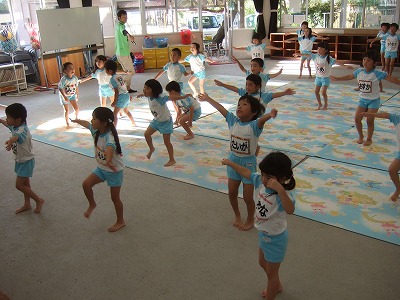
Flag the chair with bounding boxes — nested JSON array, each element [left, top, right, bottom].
[[12, 50, 40, 84]]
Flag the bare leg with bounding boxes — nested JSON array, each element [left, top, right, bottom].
[[379, 80, 384, 92], [298, 58, 304, 79], [69, 100, 79, 120], [265, 260, 283, 300], [388, 59, 395, 76], [389, 158, 400, 201], [179, 114, 194, 139], [163, 134, 176, 166], [15, 177, 44, 214], [307, 59, 312, 78], [82, 173, 103, 218], [123, 107, 136, 126], [188, 75, 198, 96], [100, 96, 107, 107], [238, 183, 255, 231], [259, 248, 283, 298], [227, 179, 242, 228], [381, 52, 385, 71], [63, 104, 70, 128], [315, 85, 322, 110], [364, 107, 378, 146], [144, 126, 157, 159], [354, 106, 367, 144], [108, 186, 125, 232], [198, 78, 205, 94], [321, 86, 328, 110], [113, 107, 122, 128]]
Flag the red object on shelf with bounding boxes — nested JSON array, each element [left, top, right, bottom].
[[180, 29, 191, 45]]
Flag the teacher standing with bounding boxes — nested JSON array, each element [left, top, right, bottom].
[[115, 10, 136, 93]]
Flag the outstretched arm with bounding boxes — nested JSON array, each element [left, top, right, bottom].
[[334, 61, 353, 70], [198, 93, 228, 118], [330, 74, 355, 81], [71, 118, 90, 129], [233, 46, 247, 50], [272, 88, 295, 99], [269, 67, 283, 79], [359, 112, 389, 119], [79, 76, 93, 84], [154, 69, 165, 80], [221, 158, 252, 180], [169, 93, 192, 101], [258, 108, 278, 128], [385, 75, 400, 86], [316, 35, 329, 40], [4, 135, 18, 151], [231, 56, 246, 73], [214, 80, 239, 94], [368, 37, 381, 47], [0, 118, 7, 127]]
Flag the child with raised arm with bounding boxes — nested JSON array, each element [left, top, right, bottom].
[[71, 107, 125, 232], [215, 73, 295, 107], [0, 103, 44, 214], [104, 59, 136, 129], [137, 79, 178, 166], [154, 48, 191, 90], [183, 42, 214, 97], [58, 62, 79, 128], [360, 111, 400, 201], [231, 56, 283, 92], [165, 80, 201, 140], [198, 92, 278, 231], [80, 55, 115, 107], [331, 50, 400, 146], [286, 28, 328, 79], [233, 33, 281, 61], [222, 151, 295, 300], [367, 22, 390, 72]]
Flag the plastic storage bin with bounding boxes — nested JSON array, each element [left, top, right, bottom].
[[155, 37, 168, 48], [180, 29, 192, 45], [144, 36, 154, 48]]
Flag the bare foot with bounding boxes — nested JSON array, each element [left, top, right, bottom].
[[184, 134, 194, 140], [239, 220, 254, 231], [84, 204, 97, 218], [15, 204, 31, 214], [164, 159, 176, 167], [363, 139, 372, 146], [146, 147, 155, 159], [316, 105, 322, 110], [298, 75, 302, 79], [380, 90, 385, 93], [233, 215, 242, 228], [108, 221, 126, 232], [390, 190, 400, 202], [261, 284, 283, 297], [34, 198, 45, 213], [322, 104, 328, 110], [66, 124, 71, 129], [355, 137, 364, 144], [131, 121, 136, 127]]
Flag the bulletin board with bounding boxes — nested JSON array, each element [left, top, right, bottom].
[[37, 7, 103, 53]]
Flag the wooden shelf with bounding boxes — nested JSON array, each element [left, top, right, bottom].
[[270, 33, 400, 66]]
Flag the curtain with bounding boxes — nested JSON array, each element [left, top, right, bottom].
[[253, 0, 266, 40], [268, 0, 279, 39]]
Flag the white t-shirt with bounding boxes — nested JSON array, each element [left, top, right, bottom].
[[246, 44, 266, 59], [92, 68, 112, 85], [8, 124, 34, 163], [389, 114, 400, 151], [184, 54, 206, 74], [353, 68, 387, 100], [382, 33, 400, 52], [163, 62, 186, 83], [310, 54, 335, 78], [110, 74, 128, 95], [148, 95, 171, 122]]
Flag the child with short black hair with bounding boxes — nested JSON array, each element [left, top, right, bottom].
[[166, 80, 202, 140], [104, 59, 136, 128], [233, 33, 281, 61], [368, 22, 391, 72], [58, 62, 79, 128], [71, 107, 125, 232], [0, 103, 45, 214], [222, 151, 295, 299]]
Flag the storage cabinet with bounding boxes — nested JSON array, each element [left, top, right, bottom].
[[0, 63, 27, 94], [270, 33, 399, 66], [142, 47, 169, 69]]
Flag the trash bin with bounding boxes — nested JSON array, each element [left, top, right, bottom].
[[180, 29, 192, 45]]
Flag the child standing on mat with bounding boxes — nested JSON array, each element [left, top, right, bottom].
[[198, 92, 278, 231], [360, 111, 400, 201], [0, 103, 45, 214], [331, 50, 400, 146], [104, 60, 136, 129], [222, 151, 295, 300], [80, 55, 114, 107], [183, 42, 214, 97], [138, 79, 177, 167], [58, 62, 79, 128], [165, 80, 202, 140], [231, 56, 283, 92], [71, 107, 125, 232], [155, 48, 191, 90]]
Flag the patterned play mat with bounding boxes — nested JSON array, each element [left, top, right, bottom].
[[30, 75, 400, 245]]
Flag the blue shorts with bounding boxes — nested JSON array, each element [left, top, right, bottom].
[[385, 51, 398, 59], [92, 167, 123, 187], [258, 230, 289, 263], [226, 153, 256, 185], [301, 50, 312, 61], [193, 70, 206, 79], [358, 98, 380, 109], [396, 152, 400, 160], [315, 77, 330, 87], [59, 94, 78, 105], [15, 158, 35, 177], [116, 93, 130, 109], [380, 44, 386, 53], [149, 117, 173, 134], [99, 84, 114, 97], [185, 107, 202, 121]]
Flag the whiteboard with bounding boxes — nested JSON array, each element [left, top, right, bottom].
[[37, 7, 103, 52]]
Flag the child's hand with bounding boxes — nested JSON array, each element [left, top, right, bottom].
[[5, 140, 12, 151], [284, 88, 295, 95], [231, 55, 238, 62], [214, 80, 223, 86], [221, 158, 231, 166], [111, 102, 116, 107], [330, 76, 338, 81], [70, 118, 78, 123], [185, 94, 193, 98], [198, 93, 209, 101], [266, 178, 284, 192], [270, 108, 278, 118], [190, 71, 194, 75]]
